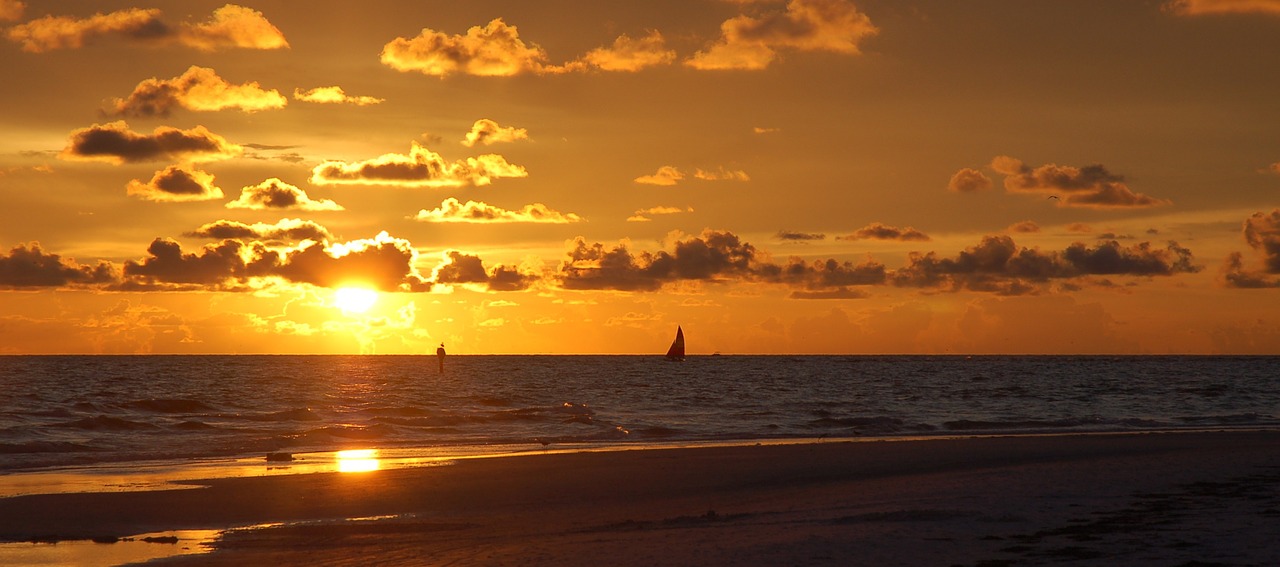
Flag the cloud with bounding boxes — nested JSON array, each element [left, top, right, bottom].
[[686, 0, 879, 70], [275, 232, 426, 291], [948, 167, 993, 193], [227, 178, 343, 211], [122, 238, 269, 288], [0, 0, 23, 22], [694, 167, 751, 181], [461, 119, 529, 147], [6, 4, 288, 53], [776, 231, 826, 241], [1223, 209, 1280, 287], [1007, 221, 1041, 233], [753, 127, 781, 134], [380, 18, 571, 77], [1164, 0, 1280, 16], [59, 121, 241, 164], [105, 66, 286, 117], [892, 235, 1200, 294], [579, 30, 676, 71], [412, 197, 582, 223], [991, 156, 1171, 208], [310, 142, 527, 187], [560, 230, 761, 291], [0, 242, 118, 288], [628, 206, 692, 222], [126, 165, 224, 202], [431, 251, 535, 291], [837, 223, 930, 241], [186, 218, 333, 242], [293, 86, 384, 106], [635, 166, 685, 186]]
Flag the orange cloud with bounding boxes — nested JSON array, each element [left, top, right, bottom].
[[686, 0, 879, 70], [1223, 209, 1280, 287], [694, 167, 751, 181], [948, 167, 993, 192], [412, 198, 582, 223], [126, 165, 224, 202], [1007, 221, 1041, 233], [6, 4, 287, 53], [0, 242, 118, 288], [431, 251, 536, 291], [461, 119, 529, 147], [580, 30, 676, 71], [310, 142, 527, 187], [635, 166, 685, 186], [186, 218, 333, 242], [0, 0, 23, 22], [227, 178, 343, 211], [1164, 0, 1280, 16], [776, 231, 826, 241], [293, 86, 384, 106], [837, 223, 930, 241], [59, 121, 242, 164], [106, 66, 287, 117], [990, 155, 1171, 209], [380, 18, 567, 77], [628, 206, 692, 222]]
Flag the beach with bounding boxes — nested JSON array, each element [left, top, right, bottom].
[[1, 431, 1278, 566]]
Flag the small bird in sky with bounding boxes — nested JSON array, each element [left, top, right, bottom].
[[1047, 195, 1060, 201]]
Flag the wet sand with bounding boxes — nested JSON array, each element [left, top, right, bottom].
[[2, 431, 1278, 566]]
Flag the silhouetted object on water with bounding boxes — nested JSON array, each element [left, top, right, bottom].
[[665, 326, 685, 362], [436, 343, 446, 373]]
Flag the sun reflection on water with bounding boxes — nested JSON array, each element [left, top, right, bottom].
[[336, 449, 380, 473]]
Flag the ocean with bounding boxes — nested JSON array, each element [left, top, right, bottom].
[[2, 355, 1278, 475]]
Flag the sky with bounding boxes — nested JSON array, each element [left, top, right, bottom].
[[1, 0, 1279, 354]]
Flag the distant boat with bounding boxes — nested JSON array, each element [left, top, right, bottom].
[[665, 326, 685, 361]]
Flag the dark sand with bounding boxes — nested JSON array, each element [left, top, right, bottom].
[[2, 431, 1278, 566]]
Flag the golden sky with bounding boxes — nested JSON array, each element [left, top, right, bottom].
[[1, 0, 1279, 354]]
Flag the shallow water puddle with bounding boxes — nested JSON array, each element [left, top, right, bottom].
[[0, 529, 218, 566]]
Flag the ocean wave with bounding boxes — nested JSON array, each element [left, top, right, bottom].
[[122, 398, 218, 413], [55, 415, 160, 431], [240, 408, 322, 422], [0, 441, 101, 454]]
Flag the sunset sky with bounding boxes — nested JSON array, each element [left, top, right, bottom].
[[2, 0, 1279, 354]]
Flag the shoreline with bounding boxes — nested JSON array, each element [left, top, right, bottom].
[[1, 430, 1278, 565]]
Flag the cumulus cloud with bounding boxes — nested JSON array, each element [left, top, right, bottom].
[[126, 165, 224, 202], [560, 230, 761, 291], [227, 178, 343, 211], [186, 218, 333, 242], [431, 251, 535, 291], [990, 155, 1171, 209], [628, 206, 693, 222], [293, 86, 384, 106], [59, 121, 241, 164], [1222, 209, 1280, 287], [6, 4, 288, 53], [105, 66, 286, 117], [276, 232, 427, 291], [310, 142, 527, 187], [412, 197, 582, 223], [0, 0, 23, 22], [838, 223, 930, 241], [686, 0, 879, 70], [892, 235, 1200, 295], [1164, 0, 1280, 16], [635, 166, 685, 186], [948, 167, 993, 193], [461, 119, 529, 147], [0, 242, 118, 288], [694, 167, 751, 182], [579, 30, 676, 71], [380, 18, 570, 77]]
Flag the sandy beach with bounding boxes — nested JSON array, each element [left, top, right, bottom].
[[2, 431, 1278, 566]]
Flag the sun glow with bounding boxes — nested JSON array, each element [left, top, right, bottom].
[[334, 287, 378, 313], [336, 449, 380, 473]]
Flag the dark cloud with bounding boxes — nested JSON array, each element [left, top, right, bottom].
[[991, 156, 1171, 209], [6, 4, 288, 53], [123, 238, 270, 287], [227, 178, 343, 211], [1008, 221, 1040, 233], [275, 234, 424, 291], [126, 165, 224, 202], [559, 230, 759, 291], [0, 242, 119, 288], [186, 219, 333, 242], [105, 65, 286, 117], [776, 231, 825, 241], [838, 223, 930, 242], [431, 251, 535, 291], [1222, 209, 1280, 288], [759, 257, 888, 289], [60, 121, 241, 164], [310, 142, 526, 187], [947, 168, 992, 193], [686, 0, 878, 70]]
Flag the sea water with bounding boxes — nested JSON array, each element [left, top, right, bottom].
[[2, 355, 1278, 475]]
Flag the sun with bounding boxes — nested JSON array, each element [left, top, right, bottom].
[[334, 287, 378, 314]]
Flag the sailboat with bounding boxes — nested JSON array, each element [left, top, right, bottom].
[[665, 325, 685, 361]]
